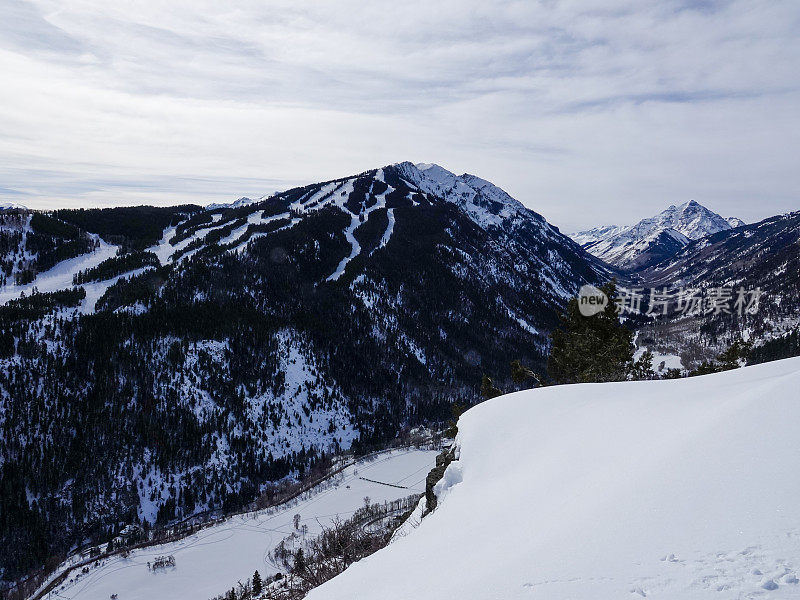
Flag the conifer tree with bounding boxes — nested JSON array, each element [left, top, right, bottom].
[[717, 338, 752, 370], [547, 280, 635, 384], [510, 359, 544, 387], [629, 350, 655, 381], [690, 338, 752, 375], [480, 375, 503, 399]]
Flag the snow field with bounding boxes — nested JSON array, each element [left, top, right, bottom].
[[308, 357, 800, 600], [634, 345, 685, 375]]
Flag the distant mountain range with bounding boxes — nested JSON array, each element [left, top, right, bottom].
[[571, 200, 745, 272], [636, 209, 800, 362], [572, 200, 800, 369], [205, 196, 261, 211]]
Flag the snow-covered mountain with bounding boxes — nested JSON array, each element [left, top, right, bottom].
[[726, 216, 746, 228], [572, 200, 744, 271], [307, 357, 800, 600], [631, 210, 800, 365], [0, 202, 28, 211], [4, 162, 795, 593], [0, 162, 611, 584], [642, 209, 800, 289]]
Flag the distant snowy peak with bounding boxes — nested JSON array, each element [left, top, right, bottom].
[[0, 202, 28, 211], [578, 226, 690, 273], [641, 209, 800, 290], [206, 196, 263, 211], [726, 216, 746, 228], [656, 200, 736, 240], [570, 225, 625, 247], [572, 200, 743, 271]]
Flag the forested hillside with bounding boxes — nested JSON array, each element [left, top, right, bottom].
[[0, 163, 608, 583]]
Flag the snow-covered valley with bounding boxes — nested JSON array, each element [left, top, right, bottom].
[[38, 448, 437, 600], [308, 357, 800, 600]]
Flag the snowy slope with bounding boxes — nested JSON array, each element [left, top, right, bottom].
[[40, 449, 437, 600], [582, 226, 690, 272], [0, 233, 161, 313], [0, 236, 125, 312], [570, 224, 626, 247], [573, 200, 743, 271], [398, 162, 529, 229], [307, 357, 800, 600]]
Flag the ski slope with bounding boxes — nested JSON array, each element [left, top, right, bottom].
[[0, 237, 116, 302], [44, 448, 436, 600], [0, 236, 161, 313], [308, 358, 800, 600], [0, 237, 138, 313]]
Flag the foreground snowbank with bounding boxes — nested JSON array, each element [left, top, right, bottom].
[[308, 357, 800, 600]]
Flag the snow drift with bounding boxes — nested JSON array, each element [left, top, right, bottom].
[[307, 357, 800, 600]]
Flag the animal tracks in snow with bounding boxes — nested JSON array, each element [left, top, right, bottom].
[[636, 536, 800, 598]]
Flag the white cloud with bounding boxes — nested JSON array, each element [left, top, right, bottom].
[[0, 0, 798, 230]]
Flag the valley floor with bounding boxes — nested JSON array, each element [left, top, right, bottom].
[[40, 448, 437, 600]]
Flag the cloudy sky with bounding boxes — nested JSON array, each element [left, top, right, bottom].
[[1, 0, 798, 231]]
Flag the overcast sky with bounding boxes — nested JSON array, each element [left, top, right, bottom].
[[1, 0, 798, 231]]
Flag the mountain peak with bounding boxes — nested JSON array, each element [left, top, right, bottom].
[[206, 196, 257, 211], [391, 161, 530, 229], [0, 202, 28, 211], [572, 200, 744, 271], [726, 216, 746, 228]]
